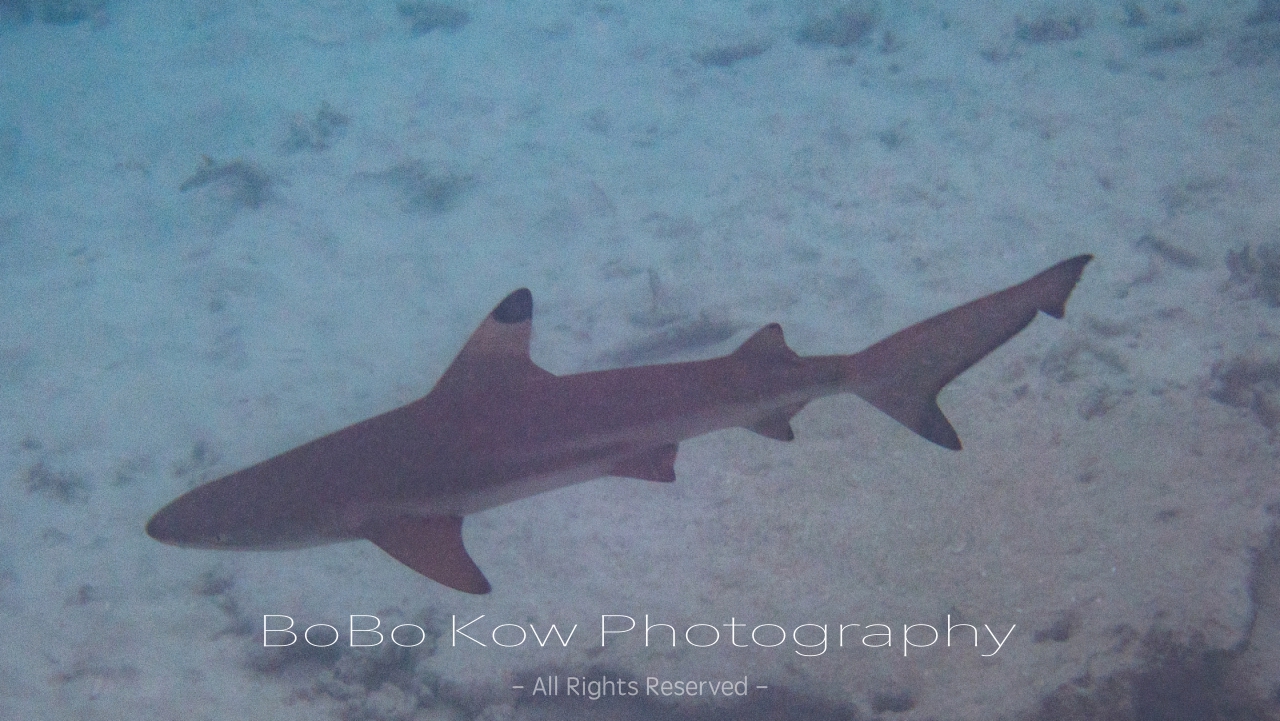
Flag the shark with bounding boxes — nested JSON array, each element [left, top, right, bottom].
[[147, 255, 1092, 594]]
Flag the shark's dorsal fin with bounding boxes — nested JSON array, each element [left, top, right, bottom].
[[438, 289, 554, 386], [365, 515, 491, 594], [731, 323, 800, 364], [609, 443, 679, 482], [459, 288, 534, 361], [733, 327, 803, 439]]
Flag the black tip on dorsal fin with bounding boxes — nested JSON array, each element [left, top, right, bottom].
[[459, 288, 535, 360], [492, 288, 532, 324], [436, 288, 554, 387]]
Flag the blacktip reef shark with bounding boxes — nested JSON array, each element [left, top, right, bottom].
[[147, 255, 1092, 594]]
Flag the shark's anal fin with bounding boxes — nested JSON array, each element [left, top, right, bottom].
[[747, 402, 807, 441], [365, 515, 491, 594], [609, 443, 679, 483]]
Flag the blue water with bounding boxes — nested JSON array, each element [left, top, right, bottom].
[[2, 1, 1279, 718]]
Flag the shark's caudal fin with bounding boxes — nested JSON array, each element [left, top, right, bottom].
[[846, 255, 1092, 450]]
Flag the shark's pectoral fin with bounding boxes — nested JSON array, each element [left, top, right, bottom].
[[609, 443, 679, 482], [365, 515, 491, 594], [746, 402, 807, 441]]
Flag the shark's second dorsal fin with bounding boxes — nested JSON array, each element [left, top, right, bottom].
[[731, 323, 800, 364], [365, 515, 491, 594], [438, 288, 555, 387], [732, 326, 804, 440]]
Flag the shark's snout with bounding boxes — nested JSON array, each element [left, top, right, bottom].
[[145, 505, 184, 545], [145, 481, 330, 550], [145, 493, 223, 547]]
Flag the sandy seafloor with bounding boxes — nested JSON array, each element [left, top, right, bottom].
[[3, 0, 1280, 718]]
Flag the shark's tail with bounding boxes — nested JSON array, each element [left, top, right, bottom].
[[844, 255, 1092, 450]]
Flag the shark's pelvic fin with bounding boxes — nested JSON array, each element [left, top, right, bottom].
[[364, 515, 491, 594], [610, 443, 679, 482], [846, 254, 1092, 450]]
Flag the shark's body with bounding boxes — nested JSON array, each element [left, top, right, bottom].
[[147, 256, 1092, 593]]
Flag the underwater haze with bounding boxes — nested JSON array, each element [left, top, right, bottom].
[[3, 0, 1280, 719]]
